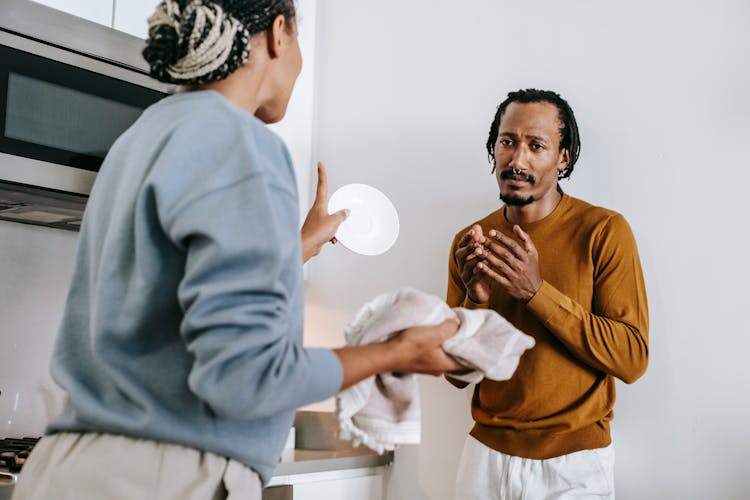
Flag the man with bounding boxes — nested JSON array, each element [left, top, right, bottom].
[[447, 89, 648, 499]]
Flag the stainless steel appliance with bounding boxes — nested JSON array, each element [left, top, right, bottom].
[[0, 0, 172, 231]]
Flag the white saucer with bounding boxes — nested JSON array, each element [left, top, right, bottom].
[[328, 183, 399, 256]]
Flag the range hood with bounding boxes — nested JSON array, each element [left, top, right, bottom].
[[0, 180, 86, 232]]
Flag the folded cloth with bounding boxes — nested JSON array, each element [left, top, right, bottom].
[[336, 288, 535, 454]]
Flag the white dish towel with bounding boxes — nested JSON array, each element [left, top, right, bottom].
[[335, 288, 535, 454]]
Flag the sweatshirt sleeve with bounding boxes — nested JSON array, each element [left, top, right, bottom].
[[160, 145, 342, 419], [525, 214, 649, 384]]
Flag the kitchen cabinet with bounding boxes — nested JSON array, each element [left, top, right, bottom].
[[268, 411, 390, 500], [268, 468, 385, 500], [292, 474, 383, 500], [29, 0, 154, 38], [112, 0, 157, 39], [30, 0, 113, 27]]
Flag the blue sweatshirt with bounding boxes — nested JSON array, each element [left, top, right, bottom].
[[47, 90, 343, 484]]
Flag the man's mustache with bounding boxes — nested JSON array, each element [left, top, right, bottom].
[[499, 169, 536, 184]]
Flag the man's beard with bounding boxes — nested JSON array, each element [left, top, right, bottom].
[[499, 192, 535, 206], [499, 169, 535, 206]]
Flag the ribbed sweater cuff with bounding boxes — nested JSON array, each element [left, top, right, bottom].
[[525, 280, 570, 326]]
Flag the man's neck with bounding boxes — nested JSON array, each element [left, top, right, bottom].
[[505, 189, 564, 225]]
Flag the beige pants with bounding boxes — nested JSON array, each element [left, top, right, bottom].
[[11, 433, 262, 500]]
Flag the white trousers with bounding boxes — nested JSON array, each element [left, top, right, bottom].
[[455, 435, 615, 500], [11, 432, 262, 500]]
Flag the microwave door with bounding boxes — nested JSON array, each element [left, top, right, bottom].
[[0, 31, 167, 196]]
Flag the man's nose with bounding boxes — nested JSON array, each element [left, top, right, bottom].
[[508, 145, 529, 169]]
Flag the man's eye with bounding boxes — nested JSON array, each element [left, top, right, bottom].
[[531, 143, 544, 150], [499, 139, 513, 146]]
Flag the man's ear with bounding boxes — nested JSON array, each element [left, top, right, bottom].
[[558, 148, 570, 173], [266, 14, 287, 59]]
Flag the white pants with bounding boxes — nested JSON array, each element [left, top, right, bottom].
[[11, 432, 262, 500], [455, 435, 615, 500]]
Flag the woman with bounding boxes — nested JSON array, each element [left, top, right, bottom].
[[12, 1, 460, 499]]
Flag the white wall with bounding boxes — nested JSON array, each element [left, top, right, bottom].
[[306, 1, 750, 499], [0, 223, 76, 438], [269, 0, 318, 224]]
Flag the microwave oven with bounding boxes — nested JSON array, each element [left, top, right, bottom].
[[0, 0, 172, 231]]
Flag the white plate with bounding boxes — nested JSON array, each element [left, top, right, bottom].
[[328, 183, 399, 256]]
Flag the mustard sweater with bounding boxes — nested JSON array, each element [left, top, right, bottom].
[[447, 194, 648, 459]]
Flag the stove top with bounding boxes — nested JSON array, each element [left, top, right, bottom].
[[1, 437, 38, 471], [0, 437, 39, 495]]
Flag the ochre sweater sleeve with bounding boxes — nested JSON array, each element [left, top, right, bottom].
[[525, 214, 649, 384], [447, 233, 467, 307]]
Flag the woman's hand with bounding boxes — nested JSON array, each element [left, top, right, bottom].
[[301, 162, 349, 262], [391, 320, 463, 375], [334, 319, 462, 389]]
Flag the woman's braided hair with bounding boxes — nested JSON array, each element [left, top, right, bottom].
[[142, 0, 296, 86]]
